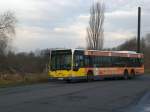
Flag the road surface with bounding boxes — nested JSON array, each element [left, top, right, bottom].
[[0, 75, 150, 112]]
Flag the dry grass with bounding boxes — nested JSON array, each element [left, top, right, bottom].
[[0, 73, 48, 88], [145, 69, 150, 74]]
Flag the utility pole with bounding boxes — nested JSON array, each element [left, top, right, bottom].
[[137, 7, 141, 53]]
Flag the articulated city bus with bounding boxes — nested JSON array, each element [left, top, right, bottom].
[[48, 49, 144, 81]]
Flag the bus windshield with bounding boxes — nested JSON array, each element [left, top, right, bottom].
[[50, 50, 72, 71]]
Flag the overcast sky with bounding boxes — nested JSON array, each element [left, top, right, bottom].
[[0, 0, 149, 52]]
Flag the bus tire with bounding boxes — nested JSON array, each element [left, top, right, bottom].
[[66, 79, 71, 83], [131, 70, 135, 78], [124, 70, 129, 80], [87, 71, 94, 81], [66, 79, 75, 83]]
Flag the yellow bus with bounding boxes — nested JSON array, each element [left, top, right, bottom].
[[48, 49, 144, 82]]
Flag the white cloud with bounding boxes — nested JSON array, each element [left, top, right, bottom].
[[104, 31, 134, 48], [0, 0, 150, 52], [78, 15, 89, 20], [13, 23, 87, 52], [105, 31, 134, 40], [13, 26, 50, 52], [106, 10, 136, 19]]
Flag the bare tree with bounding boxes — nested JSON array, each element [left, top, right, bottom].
[[86, 2, 105, 50], [0, 33, 9, 55], [0, 11, 16, 55]]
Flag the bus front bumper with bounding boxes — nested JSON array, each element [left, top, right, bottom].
[[48, 76, 87, 81]]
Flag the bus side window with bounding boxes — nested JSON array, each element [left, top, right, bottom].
[[101, 57, 104, 67], [111, 57, 115, 67], [85, 56, 91, 67], [101, 56, 111, 67], [136, 58, 142, 67], [84, 56, 87, 66], [90, 56, 94, 67], [97, 56, 101, 67], [112, 57, 119, 67], [99, 56, 102, 67], [140, 58, 144, 66], [93, 56, 100, 67]]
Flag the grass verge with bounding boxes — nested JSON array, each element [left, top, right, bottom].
[[145, 69, 150, 75], [145, 69, 150, 74], [0, 73, 48, 88]]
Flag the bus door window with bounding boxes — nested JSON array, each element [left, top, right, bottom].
[[60, 55, 64, 69], [51, 55, 56, 70], [74, 55, 84, 69]]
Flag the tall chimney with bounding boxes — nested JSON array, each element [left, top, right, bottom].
[[137, 7, 141, 53]]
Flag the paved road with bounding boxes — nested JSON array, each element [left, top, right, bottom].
[[0, 75, 150, 112]]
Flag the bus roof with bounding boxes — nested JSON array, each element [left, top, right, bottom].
[[50, 49, 143, 58], [84, 50, 143, 58]]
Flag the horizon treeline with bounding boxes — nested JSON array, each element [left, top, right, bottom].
[[0, 33, 150, 74]]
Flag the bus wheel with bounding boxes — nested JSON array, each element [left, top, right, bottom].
[[131, 70, 135, 79], [66, 79, 72, 83], [124, 70, 129, 80], [66, 80, 70, 83], [87, 71, 94, 81]]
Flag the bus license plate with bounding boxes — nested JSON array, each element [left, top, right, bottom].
[[58, 78, 63, 80]]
